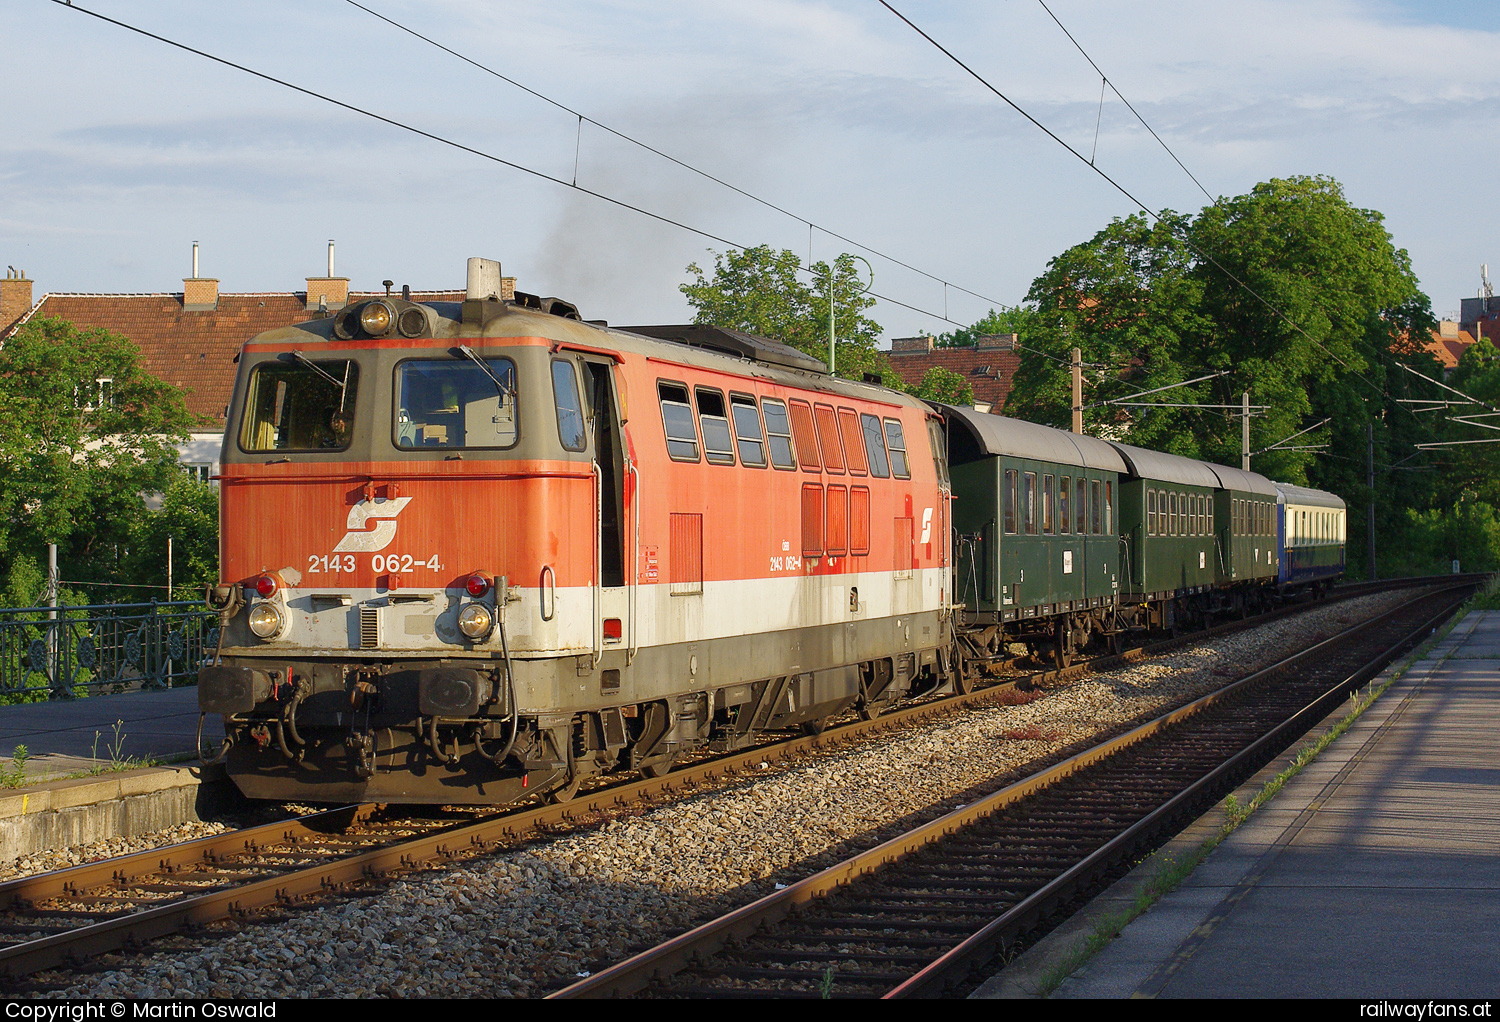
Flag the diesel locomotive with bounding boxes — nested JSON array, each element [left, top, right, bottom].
[[198, 258, 1344, 804]]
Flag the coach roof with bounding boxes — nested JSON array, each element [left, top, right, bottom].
[[940, 405, 1129, 472]]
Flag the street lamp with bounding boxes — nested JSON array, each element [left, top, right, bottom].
[[827, 256, 874, 377]]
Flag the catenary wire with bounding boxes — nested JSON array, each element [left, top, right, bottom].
[[44, 0, 981, 332], [343, 0, 1012, 312], [875, 0, 1468, 445]]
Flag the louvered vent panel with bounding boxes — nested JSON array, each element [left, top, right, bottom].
[[359, 607, 380, 649]]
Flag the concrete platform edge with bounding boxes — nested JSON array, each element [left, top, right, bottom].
[[971, 604, 1479, 1000]]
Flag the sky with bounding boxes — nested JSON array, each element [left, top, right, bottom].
[[4, 0, 1498, 341]]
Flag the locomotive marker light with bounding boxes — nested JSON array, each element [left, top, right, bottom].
[[254, 573, 281, 598], [465, 573, 492, 598]]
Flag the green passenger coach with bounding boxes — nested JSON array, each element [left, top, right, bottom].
[[945, 407, 1126, 665]]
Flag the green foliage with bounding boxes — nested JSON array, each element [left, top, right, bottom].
[[681, 245, 898, 385], [124, 477, 220, 601], [909, 366, 974, 405], [0, 317, 199, 601], [933, 306, 1042, 349]]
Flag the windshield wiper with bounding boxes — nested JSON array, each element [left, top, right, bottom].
[[289, 352, 354, 414], [457, 345, 517, 403]]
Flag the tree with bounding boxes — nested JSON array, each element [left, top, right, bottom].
[[911, 367, 974, 406], [0, 316, 197, 596], [681, 246, 897, 384]]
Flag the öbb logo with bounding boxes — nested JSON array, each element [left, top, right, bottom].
[[334, 497, 413, 553]]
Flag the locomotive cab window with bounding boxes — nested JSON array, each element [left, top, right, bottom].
[[394, 357, 518, 450], [241, 357, 360, 453], [658, 382, 700, 461], [550, 359, 585, 452], [696, 388, 736, 465], [884, 419, 910, 479]]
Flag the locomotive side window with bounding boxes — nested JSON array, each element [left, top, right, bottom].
[[658, 382, 700, 461], [549, 360, 585, 452], [788, 399, 821, 472], [393, 358, 519, 450], [695, 387, 736, 465], [861, 414, 890, 478], [883, 419, 910, 479], [1003, 469, 1018, 534], [814, 404, 846, 473], [241, 358, 359, 452], [1023, 472, 1038, 535], [838, 409, 868, 475], [730, 394, 767, 468], [761, 399, 797, 470]]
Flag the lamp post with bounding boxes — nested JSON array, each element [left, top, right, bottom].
[[827, 256, 873, 377]]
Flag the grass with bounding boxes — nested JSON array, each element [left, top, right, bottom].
[[0, 719, 160, 792], [1029, 591, 1485, 996]]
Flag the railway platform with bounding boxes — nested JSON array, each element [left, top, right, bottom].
[[978, 607, 1500, 999]]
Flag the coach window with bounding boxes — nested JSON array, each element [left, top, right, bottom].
[[1042, 475, 1055, 534], [1106, 482, 1114, 534], [861, 414, 891, 478], [884, 419, 910, 479], [1023, 472, 1038, 535], [788, 399, 821, 472], [696, 388, 736, 465], [730, 394, 767, 468], [761, 399, 797, 470], [814, 404, 846, 474], [1003, 469, 1019, 534], [1091, 480, 1102, 535], [242, 358, 360, 453], [1171, 492, 1180, 536], [1059, 476, 1071, 534], [1076, 478, 1088, 534], [838, 409, 868, 475], [658, 382, 700, 461], [1146, 489, 1156, 536], [392, 357, 519, 451]]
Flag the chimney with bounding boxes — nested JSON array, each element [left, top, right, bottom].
[[306, 239, 349, 312], [182, 241, 219, 311], [1, 267, 34, 333], [976, 333, 1018, 351], [1440, 320, 1460, 338], [890, 335, 935, 354]]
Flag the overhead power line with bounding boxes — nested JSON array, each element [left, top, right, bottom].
[[45, 0, 989, 331], [875, 0, 1451, 448], [344, 0, 1010, 313]]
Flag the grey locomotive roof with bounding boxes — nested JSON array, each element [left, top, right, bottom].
[[940, 405, 1129, 472], [1104, 442, 1222, 487], [1206, 464, 1279, 496], [1276, 483, 1346, 509]]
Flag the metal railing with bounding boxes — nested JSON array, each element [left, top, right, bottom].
[[0, 600, 216, 702]]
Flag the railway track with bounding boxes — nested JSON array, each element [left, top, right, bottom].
[[549, 580, 1476, 999], [0, 576, 1465, 986]]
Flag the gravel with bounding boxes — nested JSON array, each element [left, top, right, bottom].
[[43, 592, 1413, 998]]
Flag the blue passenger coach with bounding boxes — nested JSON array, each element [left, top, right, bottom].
[[1276, 482, 1347, 590]]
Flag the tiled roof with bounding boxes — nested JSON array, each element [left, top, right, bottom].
[[885, 348, 1021, 412], [1, 290, 462, 424], [1425, 327, 1477, 369]]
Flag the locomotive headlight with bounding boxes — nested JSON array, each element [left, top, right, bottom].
[[248, 602, 286, 639], [458, 603, 493, 640], [359, 300, 394, 336]]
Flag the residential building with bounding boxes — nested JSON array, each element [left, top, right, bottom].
[[883, 333, 1021, 414]]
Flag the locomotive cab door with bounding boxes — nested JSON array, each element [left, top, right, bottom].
[[582, 358, 632, 665]]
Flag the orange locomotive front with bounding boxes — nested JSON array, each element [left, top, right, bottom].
[[201, 260, 955, 804]]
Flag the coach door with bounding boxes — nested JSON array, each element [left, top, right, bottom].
[[582, 358, 632, 665]]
